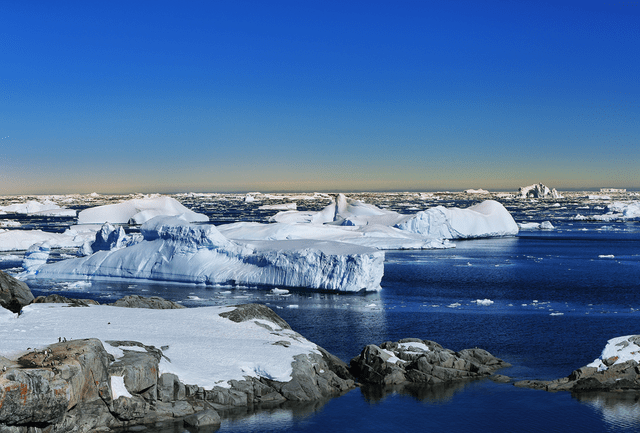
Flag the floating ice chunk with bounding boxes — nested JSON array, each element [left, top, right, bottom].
[[77, 196, 208, 225], [259, 203, 297, 210], [550, 312, 564, 316], [286, 305, 299, 309], [540, 221, 554, 230], [447, 302, 462, 308], [271, 288, 290, 295], [598, 255, 615, 259], [474, 299, 494, 306]]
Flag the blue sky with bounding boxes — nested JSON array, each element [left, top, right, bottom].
[[1, 0, 638, 194]]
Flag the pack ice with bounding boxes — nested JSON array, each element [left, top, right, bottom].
[[28, 216, 384, 292]]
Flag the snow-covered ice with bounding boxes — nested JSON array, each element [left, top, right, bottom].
[[0, 200, 75, 217], [28, 216, 385, 292], [0, 303, 321, 389], [77, 196, 209, 225]]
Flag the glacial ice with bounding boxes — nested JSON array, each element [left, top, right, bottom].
[[518, 183, 562, 199], [28, 216, 385, 292], [77, 196, 209, 225]]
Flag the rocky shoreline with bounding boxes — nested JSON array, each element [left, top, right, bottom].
[[2, 270, 639, 432]]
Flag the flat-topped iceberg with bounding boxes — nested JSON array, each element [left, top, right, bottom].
[[77, 196, 209, 225], [28, 216, 384, 292]]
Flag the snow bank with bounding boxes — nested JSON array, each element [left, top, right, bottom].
[[29, 216, 384, 291], [0, 303, 320, 389], [587, 335, 640, 372], [77, 196, 208, 225], [396, 200, 519, 239]]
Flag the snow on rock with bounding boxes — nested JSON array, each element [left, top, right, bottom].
[[587, 335, 640, 372], [518, 183, 562, 199], [0, 303, 321, 389], [29, 216, 384, 292], [396, 200, 519, 239], [77, 196, 208, 225]]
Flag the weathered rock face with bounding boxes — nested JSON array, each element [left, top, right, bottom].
[[109, 295, 185, 309], [349, 338, 511, 386], [0, 270, 34, 314]]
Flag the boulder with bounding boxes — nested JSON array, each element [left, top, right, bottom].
[[109, 295, 185, 309], [219, 303, 291, 330], [184, 408, 221, 428], [350, 338, 510, 386], [0, 270, 34, 314]]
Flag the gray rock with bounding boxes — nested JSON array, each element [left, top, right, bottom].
[[0, 270, 34, 314], [350, 338, 510, 387], [107, 343, 160, 402], [219, 303, 291, 330], [183, 409, 221, 428], [32, 294, 99, 307], [158, 373, 184, 402], [110, 295, 185, 309]]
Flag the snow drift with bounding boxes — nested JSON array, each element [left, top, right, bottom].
[[28, 216, 384, 292]]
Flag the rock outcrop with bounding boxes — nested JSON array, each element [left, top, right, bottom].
[[33, 294, 99, 307], [0, 270, 34, 313], [349, 338, 510, 386], [515, 335, 640, 392], [0, 301, 355, 432], [109, 295, 185, 309]]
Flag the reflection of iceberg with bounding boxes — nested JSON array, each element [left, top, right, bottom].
[[574, 392, 640, 430], [28, 216, 384, 292]]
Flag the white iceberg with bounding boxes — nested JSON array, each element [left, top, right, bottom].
[[77, 196, 209, 225], [0, 229, 86, 252], [573, 201, 640, 221], [0, 303, 321, 389], [258, 194, 517, 248], [517, 183, 562, 199], [396, 200, 519, 239], [28, 216, 384, 292]]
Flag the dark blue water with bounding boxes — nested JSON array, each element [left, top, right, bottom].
[[4, 195, 639, 432]]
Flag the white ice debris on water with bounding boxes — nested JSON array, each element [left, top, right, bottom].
[[0, 303, 320, 389], [518, 221, 554, 230], [587, 335, 640, 372], [474, 299, 494, 306], [574, 201, 640, 221], [0, 200, 76, 217], [77, 196, 209, 225], [27, 215, 384, 292]]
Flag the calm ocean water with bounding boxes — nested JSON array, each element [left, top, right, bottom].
[[3, 193, 639, 432]]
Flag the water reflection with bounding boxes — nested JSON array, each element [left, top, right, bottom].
[[574, 392, 640, 431], [361, 379, 478, 404]]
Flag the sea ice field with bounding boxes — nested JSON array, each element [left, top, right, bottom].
[[1, 189, 639, 432]]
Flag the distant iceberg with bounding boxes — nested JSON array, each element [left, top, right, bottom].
[[574, 201, 640, 221], [0, 200, 76, 217], [77, 196, 209, 225], [28, 216, 384, 292], [518, 183, 562, 199]]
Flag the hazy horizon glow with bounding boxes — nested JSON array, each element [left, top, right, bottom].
[[2, 1, 638, 195]]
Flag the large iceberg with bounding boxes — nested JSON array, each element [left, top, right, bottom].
[[77, 196, 209, 225], [28, 216, 384, 292], [0, 200, 76, 217], [235, 194, 518, 247]]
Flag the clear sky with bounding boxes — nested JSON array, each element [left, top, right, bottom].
[[1, 0, 638, 194]]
